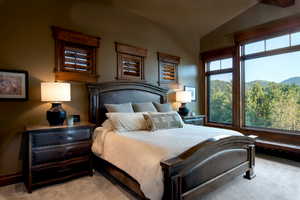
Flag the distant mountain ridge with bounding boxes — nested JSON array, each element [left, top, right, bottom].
[[211, 77, 300, 87], [281, 77, 300, 86], [246, 80, 271, 88], [245, 77, 300, 87]]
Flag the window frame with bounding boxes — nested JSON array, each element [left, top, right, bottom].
[[239, 33, 300, 136], [115, 42, 147, 81], [201, 47, 236, 128], [52, 26, 100, 83], [200, 15, 300, 152], [201, 15, 300, 137], [236, 15, 300, 136], [157, 52, 180, 87]]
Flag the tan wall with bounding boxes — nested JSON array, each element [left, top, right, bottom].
[[200, 2, 300, 52], [0, 0, 199, 175]]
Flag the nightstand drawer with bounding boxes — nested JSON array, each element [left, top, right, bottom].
[[32, 128, 91, 147], [32, 142, 91, 165], [182, 115, 206, 126], [184, 118, 204, 125], [32, 159, 90, 184]]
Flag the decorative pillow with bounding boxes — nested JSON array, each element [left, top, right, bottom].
[[143, 112, 184, 131], [104, 103, 134, 113], [132, 102, 157, 112], [153, 102, 173, 112], [106, 112, 148, 132]]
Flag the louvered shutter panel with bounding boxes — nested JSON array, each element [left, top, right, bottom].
[[115, 43, 147, 80], [161, 63, 176, 81], [63, 45, 92, 72], [157, 52, 180, 86]]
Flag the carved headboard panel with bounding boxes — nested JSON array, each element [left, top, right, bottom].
[[87, 81, 168, 125]]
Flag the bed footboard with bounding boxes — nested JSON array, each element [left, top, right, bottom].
[[160, 135, 255, 200]]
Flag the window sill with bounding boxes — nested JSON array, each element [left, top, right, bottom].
[[205, 122, 235, 130], [55, 72, 98, 83], [240, 126, 300, 137]]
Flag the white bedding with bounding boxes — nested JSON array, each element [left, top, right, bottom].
[[92, 124, 243, 200]]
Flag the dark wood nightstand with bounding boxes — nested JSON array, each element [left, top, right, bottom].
[[23, 122, 95, 193], [182, 115, 206, 126]]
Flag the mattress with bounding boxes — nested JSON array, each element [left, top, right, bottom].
[[92, 124, 243, 200]]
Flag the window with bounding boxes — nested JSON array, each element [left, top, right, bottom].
[[63, 45, 93, 72], [241, 32, 300, 133], [157, 52, 180, 86], [52, 26, 100, 82], [202, 47, 234, 125], [208, 72, 233, 124], [115, 42, 147, 80]]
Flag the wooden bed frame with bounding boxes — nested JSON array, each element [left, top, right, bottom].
[[87, 81, 256, 200]]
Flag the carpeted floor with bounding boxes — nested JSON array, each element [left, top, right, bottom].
[[0, 153, 299, 200]]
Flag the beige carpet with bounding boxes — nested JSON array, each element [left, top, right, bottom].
[[0, 153, 299, 200]]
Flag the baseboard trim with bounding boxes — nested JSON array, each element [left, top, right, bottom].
[[0, 172, 22, 187]]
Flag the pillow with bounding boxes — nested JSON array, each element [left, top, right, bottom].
[[101, 119, 114, 130], [132, 102, 157, 112], [143, 112, 184, 131], [104, 103, 134, 113], [106, 112, 148, 132], [153, 102, 173, 112]]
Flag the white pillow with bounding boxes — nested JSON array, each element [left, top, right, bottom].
[[105, 112, 148, 132], [101, 119, 114, 131]]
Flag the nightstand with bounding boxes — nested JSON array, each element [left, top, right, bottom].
[[23, 122, 95, 193], [182, 115, 206, 126]]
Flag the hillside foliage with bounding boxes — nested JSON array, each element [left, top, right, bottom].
[[209, 79, 300, 132]]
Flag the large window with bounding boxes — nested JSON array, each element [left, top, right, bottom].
[[204, 53, 233, 125], [202, 16, 300, 137], [241, 31, 300, 133]]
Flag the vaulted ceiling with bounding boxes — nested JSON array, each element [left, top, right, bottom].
[[104, 0, 258, 57]]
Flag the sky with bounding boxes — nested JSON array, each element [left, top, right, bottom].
[[245, 51, 300, 83], [212, 33, 300, 83], [245, 33, 300, 83]]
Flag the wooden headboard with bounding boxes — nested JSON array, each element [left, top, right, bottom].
[[87, 81, 168, 125]]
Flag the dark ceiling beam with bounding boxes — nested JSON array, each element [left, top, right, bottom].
[[259, 0, 295, 7]]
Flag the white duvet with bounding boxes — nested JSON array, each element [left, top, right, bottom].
[[92, 124, 243, 200]]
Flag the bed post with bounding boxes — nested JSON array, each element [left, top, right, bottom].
[[244, 144, 256, 179], [161, 158, 183, 200]]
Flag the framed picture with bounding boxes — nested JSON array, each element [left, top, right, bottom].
[[0, 69, 28, 101], [184, 86, 196, 102]]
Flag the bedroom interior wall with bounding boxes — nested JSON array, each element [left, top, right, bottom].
[[0, 0, 199, 176], [200, 2, 300, 52]]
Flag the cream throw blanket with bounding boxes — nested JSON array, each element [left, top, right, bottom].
[[92, 124, 243, 200]]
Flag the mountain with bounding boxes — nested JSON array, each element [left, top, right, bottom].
[[245, 80, 271, 89], [281, 77, 300, 86]]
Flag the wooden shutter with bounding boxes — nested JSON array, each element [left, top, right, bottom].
[[63, 45, 92, 72], [157, 52, 180, 86], [52, 26, 100, 82], [115, 42, 147, 80]]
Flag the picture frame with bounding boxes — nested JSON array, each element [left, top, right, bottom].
[[184, 86, 196, 102], [0, 69, 28, 101]]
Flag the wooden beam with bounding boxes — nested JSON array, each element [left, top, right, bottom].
[[259, 0, 295, 8]]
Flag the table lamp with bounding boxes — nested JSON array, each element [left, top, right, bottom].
[[175, 91, 192, 117], [41, 82, 71, 126]]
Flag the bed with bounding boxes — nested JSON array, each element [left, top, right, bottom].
[[87, 81, 256, 200]]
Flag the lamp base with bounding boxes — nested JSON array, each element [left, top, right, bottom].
[[47, 103, 66, 126], [178, 103, 189, 117]]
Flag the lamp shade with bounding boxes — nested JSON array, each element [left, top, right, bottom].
[[41, 82, 71, 102], [175, 91, 192, 103]]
